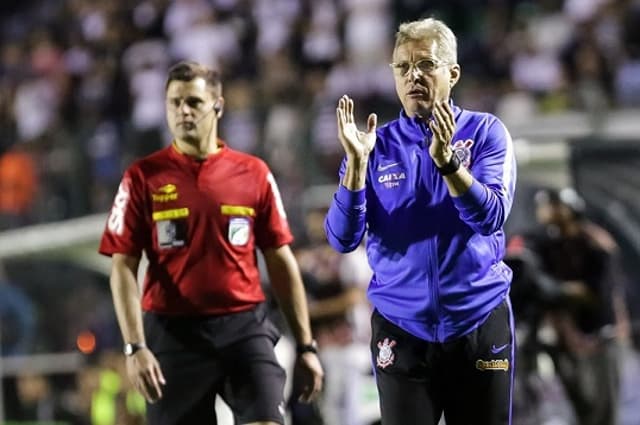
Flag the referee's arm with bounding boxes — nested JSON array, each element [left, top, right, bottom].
[[111, 253, 145, 345], [262, 244, 324, 402], [111, 253, 165, 402]]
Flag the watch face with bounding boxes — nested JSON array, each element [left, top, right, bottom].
[[124, 342, 146, 356]]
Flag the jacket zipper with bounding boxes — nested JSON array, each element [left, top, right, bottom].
[[420, 122, 441, 340], [427, 237, 441, 340]]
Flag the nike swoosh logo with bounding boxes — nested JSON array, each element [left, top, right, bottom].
[[377, 162, 400, 172], [491, 343, 509, 354]]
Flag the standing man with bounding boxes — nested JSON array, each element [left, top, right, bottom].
[[325, 18, 517, 425], [99, 61, 323, 425], [527, 187, 626, 425]]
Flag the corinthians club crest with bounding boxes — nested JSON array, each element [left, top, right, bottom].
[[452, 138, 474, 168], [376, 338, 397, 369]]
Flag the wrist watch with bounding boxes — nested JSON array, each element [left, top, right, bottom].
[[436, 151, 461, 175], [296, 339, 318, 355], [123, 342, 147, 356]]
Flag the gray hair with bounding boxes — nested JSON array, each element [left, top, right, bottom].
[[394, 18, 458, 64]]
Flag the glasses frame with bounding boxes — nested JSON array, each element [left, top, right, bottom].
[[389, 58, 450, 77]]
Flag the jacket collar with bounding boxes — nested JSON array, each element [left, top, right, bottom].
[[397, 99, 462, 139]]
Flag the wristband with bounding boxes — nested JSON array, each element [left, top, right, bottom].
[[436, 152, 461, 175]]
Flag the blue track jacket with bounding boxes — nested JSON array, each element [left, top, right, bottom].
[[325, 104, 517, 342]]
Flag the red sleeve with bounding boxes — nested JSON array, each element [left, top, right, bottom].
[[98, 167, 148, 257], [254, 163, 294, 250]]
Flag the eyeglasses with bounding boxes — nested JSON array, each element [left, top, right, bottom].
[[389, 58, 449, 77]]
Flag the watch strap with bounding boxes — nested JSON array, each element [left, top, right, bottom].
[[436, 152, 461, 175], [296, 340, 318, 355]]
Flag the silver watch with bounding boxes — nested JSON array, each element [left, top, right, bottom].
[[123, 342, 146, 356]]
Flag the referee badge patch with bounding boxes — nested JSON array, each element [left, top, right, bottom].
[[376, 337, 397, 369], [156, 219, 187, 248], [228, 217, 250, 246]]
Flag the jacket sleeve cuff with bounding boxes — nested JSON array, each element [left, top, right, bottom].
[[451, 179, 487, 210], [336, 184, 366, 208]]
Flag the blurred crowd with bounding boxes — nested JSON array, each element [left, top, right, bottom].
[[1, 0, 640, 234], [5, 351, 146, 425], [2, 0, 640, 424]]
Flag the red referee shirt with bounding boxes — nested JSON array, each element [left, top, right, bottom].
[[99, 142, 293, 315]]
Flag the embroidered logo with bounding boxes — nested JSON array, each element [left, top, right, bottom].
[[376, 338, 397, 369], [491, 343, 509, 354], [158, 184, 176, 193], [476, 358, 509, 371], [377, 172, 406, 189], [152, 183, 179, 202], [228, 217, 251, 246], [377, 162, 400, 172], [452, 139, 474, 168]]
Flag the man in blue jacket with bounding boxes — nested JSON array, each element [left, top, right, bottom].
[[325, 17, 517, 425]]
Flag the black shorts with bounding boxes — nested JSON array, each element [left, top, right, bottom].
[[371, 299, 515, 425], [143, 304, 286, 425]]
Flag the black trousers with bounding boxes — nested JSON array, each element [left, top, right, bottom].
[[554, 340, 620, 425], [144, 304, 286, 425], [371, 299, 515, 425]]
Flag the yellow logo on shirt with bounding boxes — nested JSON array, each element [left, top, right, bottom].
[[221, 205, 255, 217], [152, 208, 189, 221], [159, 184, 176, 193], [152, 184, 178, 202]]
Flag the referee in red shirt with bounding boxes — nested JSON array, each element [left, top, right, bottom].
[[99, 61, 323, 425]]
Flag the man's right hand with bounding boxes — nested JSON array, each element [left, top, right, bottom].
[[336, 95, 377, 160], [126, 348, 166, 403], [294, 351, 324, 403]]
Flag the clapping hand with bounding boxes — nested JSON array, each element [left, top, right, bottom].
[[427, 100, 456, 167], [336, 95, 377, 160]]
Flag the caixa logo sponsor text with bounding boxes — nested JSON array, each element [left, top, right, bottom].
[[378, 172, 406, 188]]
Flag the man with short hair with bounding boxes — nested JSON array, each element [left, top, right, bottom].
[[99, 60, 323, 425], [325, 18, 517, 425], [528, 187, 626, 425]]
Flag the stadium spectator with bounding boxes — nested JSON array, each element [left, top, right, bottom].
[[0, 145, 38, 229], [510, 187, 629, 425]]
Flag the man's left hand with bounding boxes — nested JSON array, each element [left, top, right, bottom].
[[428, 101, 456, 167], [294, 352, 324, 403]]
